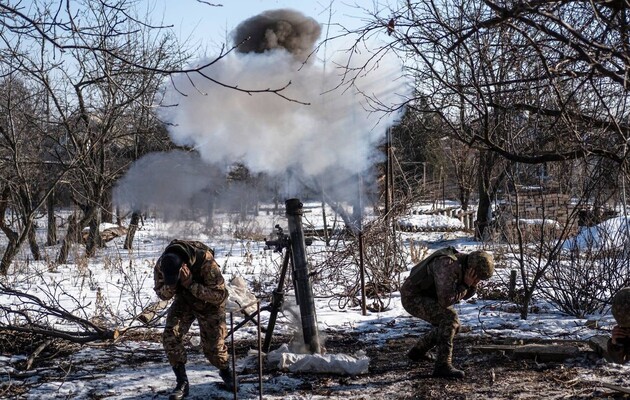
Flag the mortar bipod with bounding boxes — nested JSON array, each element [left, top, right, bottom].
[[224, 226, 293, 353]]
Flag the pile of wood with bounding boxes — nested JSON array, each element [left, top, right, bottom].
[[494, 188, 578, 242]]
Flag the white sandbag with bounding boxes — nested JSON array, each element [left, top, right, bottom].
[[225, 275, 258, 315], [266, 343, 369, 376]]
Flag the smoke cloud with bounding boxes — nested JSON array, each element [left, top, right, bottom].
[[164, 10, 407, 175], [114, 151, 221, 214], [115, 9, 410, 216], [232, 9, 321, 60]]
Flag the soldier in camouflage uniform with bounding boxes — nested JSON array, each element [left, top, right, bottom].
[[154, 239, 237, 399], [400, 248, 494, 379], [607, 287, 630, 364]]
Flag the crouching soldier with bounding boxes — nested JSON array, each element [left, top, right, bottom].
[[608, 287, 630, 364], [154, 239, 238, 399], [400, 247, 494, 379]]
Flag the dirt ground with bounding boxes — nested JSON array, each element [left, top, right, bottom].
[[2, 329, 629, 399], [251, 330, 630, 400]]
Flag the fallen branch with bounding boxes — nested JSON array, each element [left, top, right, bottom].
[[26, 339, 52, 370], [601, 382, 630, 395], [0, 285, 117, 344]]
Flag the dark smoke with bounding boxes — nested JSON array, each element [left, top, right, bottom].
[[232, 9, 321, 60]]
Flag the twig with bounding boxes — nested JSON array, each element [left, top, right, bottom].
[[26, 339, 52, 370]]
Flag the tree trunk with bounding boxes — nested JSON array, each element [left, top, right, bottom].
[[56, 213, 88, 264], [475, 150, 493, 240], [0, 221, 34, 275], [28, 223, 41, 261], [86, 206, 103, 257], [0, 238, 19, 275], [46, 191, 57, 246], [124, 211, 141, 250], [102, 189, 113, 224], [0, 187, 18, 274]]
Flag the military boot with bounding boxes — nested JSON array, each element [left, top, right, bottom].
[[169, 364, 189, 400], [432, 341, 465, 379], [407, 331, 437, 362], [219, 366, 239, 392]]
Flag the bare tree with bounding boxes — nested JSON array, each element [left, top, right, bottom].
[[0, 75, 53, 273], [340, 0, 630, 238], [0, 0, 308, 271]]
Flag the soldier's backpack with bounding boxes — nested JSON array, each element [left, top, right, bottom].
[[407, 246, 460, 294]]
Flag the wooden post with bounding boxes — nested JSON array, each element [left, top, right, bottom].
[[509, 270, 517, 301]]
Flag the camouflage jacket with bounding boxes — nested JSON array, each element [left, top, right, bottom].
[[153, 239, 228, 308], [403, 254, 476, 308]]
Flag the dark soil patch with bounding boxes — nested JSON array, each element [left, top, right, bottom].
[[252, 330, 630, 399], [2, 329, 629, 399]]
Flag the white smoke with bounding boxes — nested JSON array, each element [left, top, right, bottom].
[[114, 151, 222, 215], [162, 47, 408, 178], [115, 10, 410, 215]]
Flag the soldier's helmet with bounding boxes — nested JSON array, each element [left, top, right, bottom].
[[612, 287, 630, 327], [161, 252, 183, 285], [467, 250, 494, 280]]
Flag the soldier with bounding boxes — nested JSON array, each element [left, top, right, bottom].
[[608, 287, 630, 364], [607, 325, 630, 364], [400, 247, 494, 379], [153, 239, 237, 399]]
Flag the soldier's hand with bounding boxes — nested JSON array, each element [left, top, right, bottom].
[[180, 265, 193, 288], [464, 268, 479, 288], [612, 325, 630, 344]]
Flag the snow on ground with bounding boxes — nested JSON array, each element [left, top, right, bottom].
[[1, 202, 628, 399], [562, 216, 630, 250]]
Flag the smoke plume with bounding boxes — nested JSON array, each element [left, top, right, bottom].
[[232, 9, 321, 61], [164, 10, 407, 174], [114, 151, 221, 214], [115, 9, 410, 216]]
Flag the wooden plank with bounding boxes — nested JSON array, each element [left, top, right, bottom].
[[512, 344, 580, 362], [601, 382, 630, 395], [473, 345, 518, 354]]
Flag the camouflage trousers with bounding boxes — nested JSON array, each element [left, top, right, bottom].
[[400, 289, 460, 365], [162, 297, 229, 370]]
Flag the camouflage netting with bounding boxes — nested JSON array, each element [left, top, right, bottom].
[[612, 287, 630, 327]]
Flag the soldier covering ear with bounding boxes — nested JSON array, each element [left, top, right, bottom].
[[401, 247, 494, 379]]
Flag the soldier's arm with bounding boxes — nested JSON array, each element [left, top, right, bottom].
[[153, 259, 176, 300], [461, 267, 478, 300], [462, 286, 476, 300], [432, 257, 471, 308], [187, 254, 228, 306]]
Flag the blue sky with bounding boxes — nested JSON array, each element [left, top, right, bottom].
[[145, 0, 368, 52]]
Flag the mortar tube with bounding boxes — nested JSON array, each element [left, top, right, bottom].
[[285, 198, 321, 354]]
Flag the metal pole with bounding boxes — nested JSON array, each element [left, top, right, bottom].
[[263, 247, 291, 352], [230, 312, 237, 400], [285, 198, 321, 354], [257, 302, 263, 400], [359, 231, 366, 315], [357, 174, 366, 316]]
